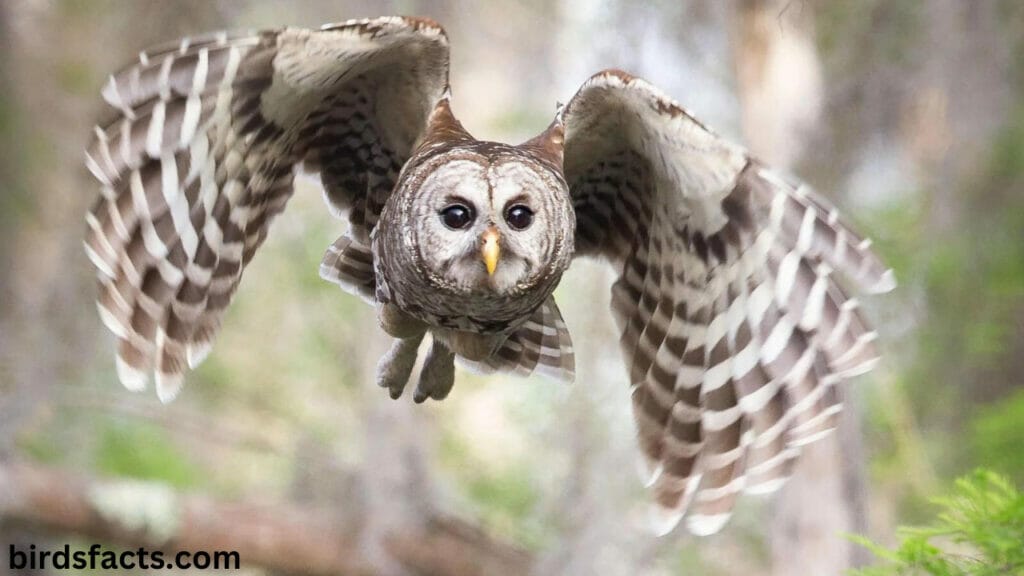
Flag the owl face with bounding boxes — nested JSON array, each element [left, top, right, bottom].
[[398, 146, 575, 299]]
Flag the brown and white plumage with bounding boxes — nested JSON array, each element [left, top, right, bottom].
[[84, 17, 449, 401], [561, 70, 894, 534], [83, 18, 893, 534]]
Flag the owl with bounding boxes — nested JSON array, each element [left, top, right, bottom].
[[83, 17, 895, 535]]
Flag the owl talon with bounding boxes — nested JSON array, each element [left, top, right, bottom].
[[376, 332, 425, 400], [415, 338, 455, 402]]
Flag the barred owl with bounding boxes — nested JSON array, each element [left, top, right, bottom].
[[83, 16, 895, 535]]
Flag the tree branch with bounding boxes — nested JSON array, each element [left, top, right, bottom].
[[0, 461, 532, 576]]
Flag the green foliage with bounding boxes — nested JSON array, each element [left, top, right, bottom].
[[94, 421, 203, 490], [955, 102, 1024, 363], [971, 390, 1024, 484], [465, 467, 539, 537], [56, 60, 95, 95], [817, 0, 922, 64], [919, 182, 1024, 374], [891, 99, 1024, 489], [851, 470, 1024, 576], [989, 108, 1024, 187], [18, 429, 65, 465], [0, 78, 33, 231], [438, 424, 544, 549]]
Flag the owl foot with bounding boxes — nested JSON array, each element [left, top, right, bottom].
[[413, 338, 455, 403], [376, 332, 425, 399]]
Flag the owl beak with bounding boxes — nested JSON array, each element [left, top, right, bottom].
[[481, 227, 500, 276]]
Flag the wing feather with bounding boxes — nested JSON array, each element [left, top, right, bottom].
[[561, 69, 894, 534], [84, 17, 450, 399]]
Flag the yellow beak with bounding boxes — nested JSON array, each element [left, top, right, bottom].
[[481, 228, 500, 276]]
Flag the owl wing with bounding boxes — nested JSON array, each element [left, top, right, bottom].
[[84, 17, 450, 401], [560, 70, 895, 535]]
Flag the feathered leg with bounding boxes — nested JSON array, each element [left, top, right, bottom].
[[376, 333, 424, 399], [414, 338, 456, 403], [375, 303, 428, 399], [377, 302, 427, 338]]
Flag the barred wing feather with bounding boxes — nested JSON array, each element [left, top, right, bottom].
[[561, 69, 894, 535], [83, 17, 450, 401]]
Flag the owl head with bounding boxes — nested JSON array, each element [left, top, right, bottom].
[[378, 99, 575, 315]]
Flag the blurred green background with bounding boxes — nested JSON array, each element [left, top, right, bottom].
[[1, 1, 1022, 575]]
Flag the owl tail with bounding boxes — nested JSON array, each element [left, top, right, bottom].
[[458, 297, 576, 383], [320, 233, 376, 303]]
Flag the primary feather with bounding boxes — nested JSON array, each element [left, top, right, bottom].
[[561, 69, 894, 534], [84, 17, 449, 401]]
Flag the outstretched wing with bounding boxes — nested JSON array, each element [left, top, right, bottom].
[[561, 69, 895, 535], [84, 17, 449, 401]]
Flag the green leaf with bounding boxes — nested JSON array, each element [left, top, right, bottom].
[[94, 420, 203, 490], [849, 469, 1024, 576]]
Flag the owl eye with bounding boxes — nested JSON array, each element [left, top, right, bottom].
[[505, 204, 534, 231], [440, 204, 474, 230]]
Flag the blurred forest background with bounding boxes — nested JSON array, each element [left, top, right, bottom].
[[1, 1, 1023, 575]]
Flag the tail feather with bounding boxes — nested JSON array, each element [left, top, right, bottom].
[[458, 297, 575, 383], [319, 233, 376, 302]]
